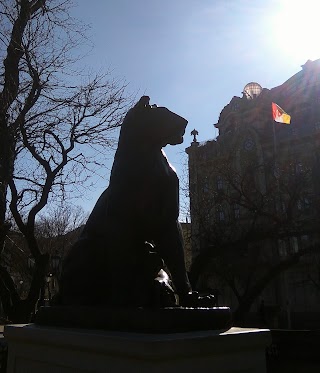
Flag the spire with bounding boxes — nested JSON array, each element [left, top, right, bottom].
[[191, 129, 199, 146]]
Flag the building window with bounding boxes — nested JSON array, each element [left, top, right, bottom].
[[295, 162, 303, 174], [297, 196, 311, 210], [216, 205, 225, 222], [303, 196, 311, 209], [278, 239, 288, 257], [203, 177, 209, 193], [290, 237, 299, 253], [301, 235, 310, 248], [233, 204, 240, 219], [243, 138, 255, 151], [291, 161, 303, 175], [217, 176, 224, 190], [297, 199, 302, 210], [232, 103, 239, 112], [291, 128, 297, 136]]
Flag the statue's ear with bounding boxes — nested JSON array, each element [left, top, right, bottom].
[[134, 96, 150, 109]]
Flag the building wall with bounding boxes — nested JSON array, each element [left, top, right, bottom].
[[186, 60, 320, 327], [180, 222, 192, 271]]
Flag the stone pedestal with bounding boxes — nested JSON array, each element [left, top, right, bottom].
[[5, 324, 271, 373]]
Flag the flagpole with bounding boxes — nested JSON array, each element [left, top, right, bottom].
[[271, 101, 291, 173], [272, 111, 282, 222], [271, 112, 282, 309], [271, 102, 291, 309], [272, 118, 277, 161]]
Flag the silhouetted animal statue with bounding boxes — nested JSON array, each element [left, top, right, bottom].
[[58, 96, 194, 307]]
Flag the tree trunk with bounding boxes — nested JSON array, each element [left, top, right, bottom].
[[0, 253, 49, 323], [233, 296, 258, 325], [0, 121, 14, 253]]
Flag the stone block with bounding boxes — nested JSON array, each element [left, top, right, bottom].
[[5, 324, 271, 373]]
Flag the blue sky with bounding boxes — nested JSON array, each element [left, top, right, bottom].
[[71, 0, 320, 216]]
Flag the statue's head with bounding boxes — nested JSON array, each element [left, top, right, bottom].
[[118, 96, 188, 151]]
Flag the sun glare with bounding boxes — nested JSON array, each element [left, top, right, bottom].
[[270, 0, 320, 62]]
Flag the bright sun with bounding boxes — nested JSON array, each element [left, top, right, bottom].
[[271, 0, 320, 62]]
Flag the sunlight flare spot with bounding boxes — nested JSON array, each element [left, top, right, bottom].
[[270, 0, 320, 62]]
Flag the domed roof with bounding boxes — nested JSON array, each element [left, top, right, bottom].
[[243, 82, 263, 100]]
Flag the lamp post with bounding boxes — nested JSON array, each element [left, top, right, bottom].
[[51, 252, 61, 275], [48, 251, 62, 303], [45, 274, 53, 305], [28, 251, 62, 307]]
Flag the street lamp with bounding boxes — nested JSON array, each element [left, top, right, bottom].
[[45, 274, 53, 304], [48, 252, 61, 304], [50, 252, 61, 275], [28, 251, 62, 306]]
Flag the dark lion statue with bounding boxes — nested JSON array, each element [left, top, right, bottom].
[[58, 96, 211, 308]]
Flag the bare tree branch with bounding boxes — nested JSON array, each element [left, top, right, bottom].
[[0, 0, 131, 321]]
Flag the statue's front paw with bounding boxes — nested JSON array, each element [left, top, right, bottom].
[[179, 291, 217, 307]]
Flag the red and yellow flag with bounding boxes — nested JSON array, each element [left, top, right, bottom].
[[272, 102, 291, 124]]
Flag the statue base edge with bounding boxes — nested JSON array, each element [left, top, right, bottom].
[[34, 305, 232, 333]]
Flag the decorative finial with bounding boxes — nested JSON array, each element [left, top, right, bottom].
[[191, 129, 199, 143]]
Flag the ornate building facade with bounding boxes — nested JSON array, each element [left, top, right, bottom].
[[186, 60, 320, 327]]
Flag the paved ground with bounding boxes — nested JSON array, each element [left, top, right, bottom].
[[267, 360, 320, 372]]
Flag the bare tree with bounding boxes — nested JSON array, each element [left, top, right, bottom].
[[0, 0, 131, 321], [188, 150, 320, 323], [36, 205, 86, 238], [35, 204, 87, 256], [2, 203, 86, 322]]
